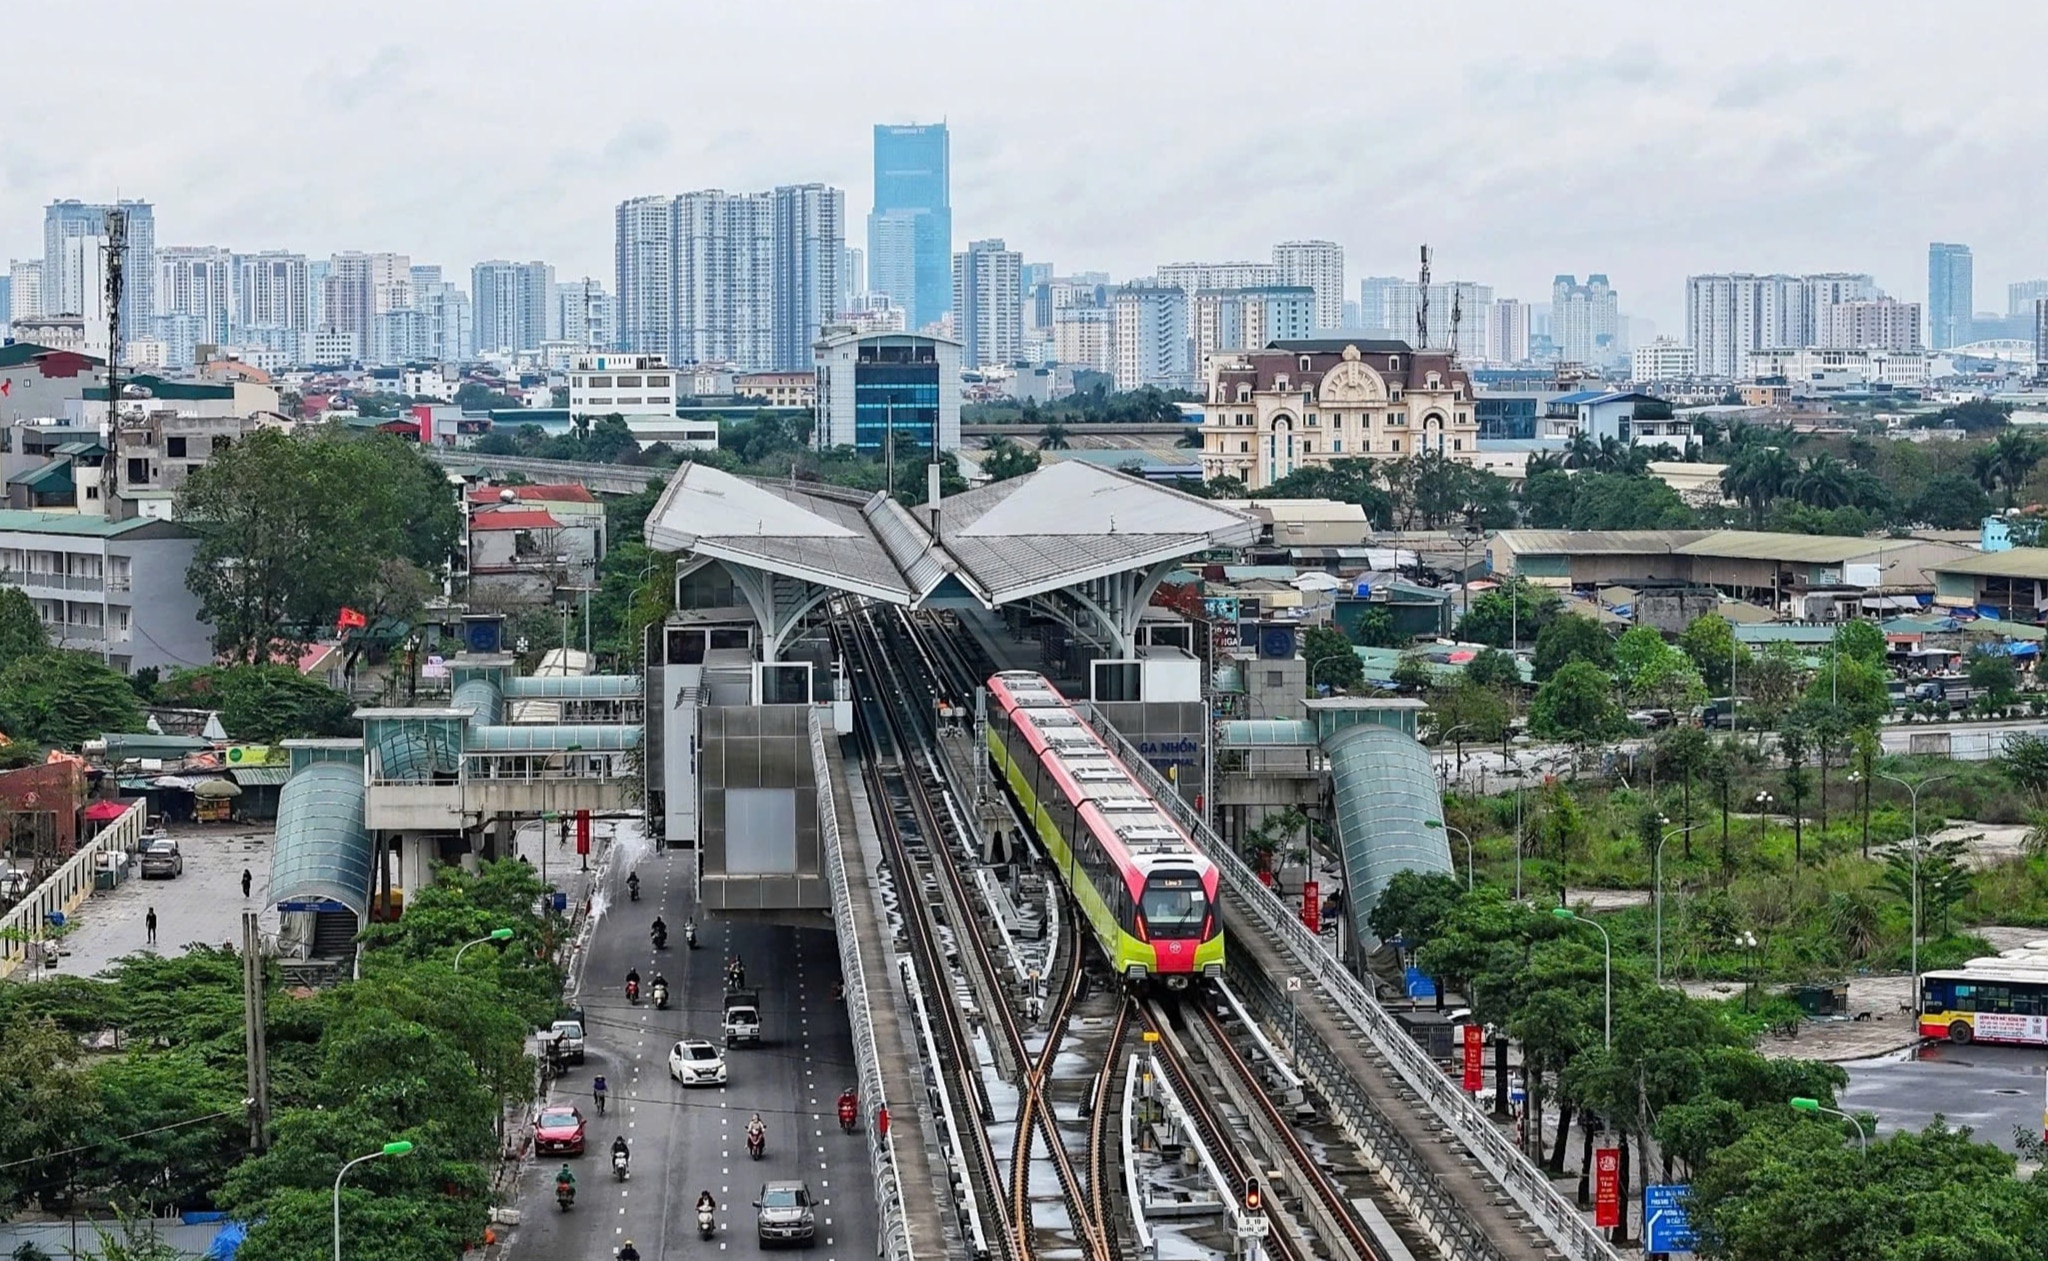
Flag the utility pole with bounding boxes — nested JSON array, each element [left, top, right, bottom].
[[1416, 245, 1432, 350], [241, 910, 270, 1152], [99, 209, 127, 666]]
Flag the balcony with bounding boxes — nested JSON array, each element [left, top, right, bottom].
[[3, 569, 104, 594]]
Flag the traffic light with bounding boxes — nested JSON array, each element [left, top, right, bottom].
[[1243, 1180, 1262, 1213]]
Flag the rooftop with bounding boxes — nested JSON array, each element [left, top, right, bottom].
[[467, 483, 597, 506], [469, 508, 562, 532], [1934, 550, 2048, 581], [0, 510, 183, 538]]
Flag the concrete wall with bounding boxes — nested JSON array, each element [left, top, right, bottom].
[[698, 704, 826, 910], [114, 534, 211, 672]]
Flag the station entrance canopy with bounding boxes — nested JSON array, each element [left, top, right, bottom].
[[644, 461, 1258, 657]]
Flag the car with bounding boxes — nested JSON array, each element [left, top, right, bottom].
[[723, 989, 762, 1046], [139, 839, 184, 879], [668, 1038, 728, 1086], [754, 1180, 817, 1248], [548, 1019, 586, 1065], [534, 1104, 586, 1156]]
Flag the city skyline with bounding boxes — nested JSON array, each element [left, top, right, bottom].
[[0, 1, 2039, 336]]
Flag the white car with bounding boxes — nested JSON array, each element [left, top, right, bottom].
[[668, 1038, 728, 1086]]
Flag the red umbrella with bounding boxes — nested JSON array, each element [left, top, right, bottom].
[[84, 800, 131, 822]]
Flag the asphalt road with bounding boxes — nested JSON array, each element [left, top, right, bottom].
[[1841, 1043, 2048, 1153], [504, 844, 877, 1259]]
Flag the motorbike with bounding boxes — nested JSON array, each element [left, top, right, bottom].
[[626, 978, 640, 1005], [697, 1206, 715, 1239], [556, 1181, 575, 1211], [628, 877, 640, 902], [838, 1094, 859, 1134], [746, 1127, 765, 1160], [726, 965, 745, 993], [653, 981, 669, 1010], [684, 921, 698, 949], [612, 1149, 630, 1182], [652, 925, 667, 950]]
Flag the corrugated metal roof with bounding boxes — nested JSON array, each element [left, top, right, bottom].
[[1934, 550, 2048, 580], [1216, 719, 1317, 747], [1494, 530, 1707, 555], [6, 458, 73, 491], [469, 508, 562, 532], [501, 674, 641, 700], [1675, 531, 1882, 564], [228, 765, 293, 786], [466, 724, 642, 752]]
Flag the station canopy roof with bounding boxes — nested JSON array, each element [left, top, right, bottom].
[[644, 460, 1257, 608]]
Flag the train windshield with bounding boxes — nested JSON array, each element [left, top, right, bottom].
[[1141, 873, 1208, 935]]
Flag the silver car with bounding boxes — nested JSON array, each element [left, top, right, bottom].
[[754, 1180, 816, 1248], [139, 839, 183, 879]]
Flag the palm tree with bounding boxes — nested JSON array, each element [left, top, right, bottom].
[[1037, 420, 1071, 451], [1793, 453, 1854, 509], [1721, 445, 1797, 526], [1525, 451, 1567, 477], [1564, 433, 1599, 470], [1983, 430, 2048, 508]]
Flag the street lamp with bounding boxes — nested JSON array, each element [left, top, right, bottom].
[[1651, 815, 1692, 985], [1424, 819, 1475, 891], [1308, 652, 1353, 694], [1789, 1097, 1868, 1156], [334, 1140, 414, 1260], [1876, 771, 1955, 1011], [1753, 790, 1774, 862], [454, 927, 516, 972], [1552, 907, 1611, 1048]]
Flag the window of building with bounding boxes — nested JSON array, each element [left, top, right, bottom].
[[1389, 412, 1406, 426], [1276, 375, 1289, 390], [166, 437, 187, 458], [1388, 356, 1400, 371], [1332, 440, 1342, 453], [1392, 439, 1403, 452], [589, 376, 613, 388], [1453, 438, 1463, 451], [616, 375, 642, 388], [1306, 414, 1318, 427], [1304, 440, 1313, 453], [1238, 441, 1249, 453], [1457, 411, 1468, 423], [1299, 355, 1312, 372], [648, 375, 671, 387], [1237, 385, 1251, 403]]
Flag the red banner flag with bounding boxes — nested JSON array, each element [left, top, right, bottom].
[[336, 607, 368, 631], [575, 810, 591, 856], [1301, 879, 1321, 934], [1594, 1147, 1621, 1228], [1462, 1023, 1484, 1092]]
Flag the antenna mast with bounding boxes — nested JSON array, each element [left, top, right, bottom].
[[1449, 288, 1463, 364], [102, 208, 127, 524], [1416, 244, 1431, 351], [582, 276, 595, 351]]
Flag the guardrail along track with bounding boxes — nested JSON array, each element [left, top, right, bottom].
[[843, 608, 1112, 1261]]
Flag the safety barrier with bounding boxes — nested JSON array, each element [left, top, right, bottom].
[[810, 706, 914, 1261], [0, 801, 149, 977], [1086, 712, 1621, 1261]]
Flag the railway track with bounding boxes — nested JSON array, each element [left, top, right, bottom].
[[843, 608, 1113, 1261]]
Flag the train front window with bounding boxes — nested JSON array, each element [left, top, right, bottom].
[[1141, 876, 1207, 935]]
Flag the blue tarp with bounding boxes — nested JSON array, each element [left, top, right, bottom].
[[2009, 642, 2040, 657], [204, 1221, 247, 1260]]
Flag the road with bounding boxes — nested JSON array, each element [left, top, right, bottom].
[[1841, 1043, 2047, 1154], [501, 842, 877, 1260]]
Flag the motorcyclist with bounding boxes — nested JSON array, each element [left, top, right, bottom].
[[652, 971, 668, 997], [555, 1164, 576, 1193], [651, 916, 666, 945], [697, 1190, 717, 1214], [611, 1135, 630, 1166], [685, 917, 698, 947], [626, 967, 641, 989], [728, 956, 746, 988], [627, 871, 640, 900], [747, 1113, 765, 1144], [617, 1240, 641, 1261], [592, 1074, 608, 1114]]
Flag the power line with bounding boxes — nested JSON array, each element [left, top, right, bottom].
[[0, 1110, 239, 1173]]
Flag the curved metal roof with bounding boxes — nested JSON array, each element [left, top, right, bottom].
[[269, 763, 372, 919], [1216, 719, 1316, 748], [501, 675, 641, 700], [1324, 725, 1453, 945], [370, 724, 462, 781], [466, 724, 642, 753], [452, 677, 504, 726]]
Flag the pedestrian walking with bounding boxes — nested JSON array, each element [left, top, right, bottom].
[[145, 906, 158, 946], [241, 868, 253, 898]]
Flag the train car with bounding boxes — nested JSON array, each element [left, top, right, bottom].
[[985, 670, 1223, 989]]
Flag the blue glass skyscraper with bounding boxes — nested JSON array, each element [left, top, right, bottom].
[[869, 123, 952, 330]]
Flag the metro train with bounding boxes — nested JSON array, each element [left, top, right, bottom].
[[985, 671, 1223, 988]]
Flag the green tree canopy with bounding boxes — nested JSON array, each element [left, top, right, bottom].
[[1907, 472, 1992, 529], [1532, 613, 1615, 682], [0, 651, 146, 747], [1830, 619, 1887, 668], [0, 588, 49, 671], [1529, 660, 1622, 744], [980, 437, 1041, 482], [1456, 577, 1561, 648], [1303, 624, 1364, 692], [154, 665, 356, 742], [1464, 646, 1523, 691], [1679, 613, 1748, 696]]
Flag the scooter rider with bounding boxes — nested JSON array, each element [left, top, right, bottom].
[[617, 1241, 641, 1261], [627, 871, 640, 900], [611, 1135, 630, 1167], [697, 1190, 717, 1214], [555, 1164, 577, 1196], [651, 916, 666, 947]]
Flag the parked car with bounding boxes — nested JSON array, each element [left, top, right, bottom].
[[534, 1104, 586, 1156], [754, 1180, 817, 1248], [139, 839, 184, 879], [547, 1019, 586, 1065], [668, 1038, 728, 1086], [1627, 708, 1675, 731]]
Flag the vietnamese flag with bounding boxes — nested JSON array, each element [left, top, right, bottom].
[[336, 607, 368, 631]]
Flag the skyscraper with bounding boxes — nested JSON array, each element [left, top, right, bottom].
[[615, 196, 673, 358], [1378, 280, 1493, 361], [233, 252, 309, 338], [1551, 274, 1620, 365], [1488, 298, 1531, 364], [1357, 277, 1404, 333], [156, 247, 235, 347], [772, 183, 844, 370], [1272, 241, 1345, 331], [1928, 243, 1973, 350], [869, 123, 952, 329], [951, 238, 1022, 369], [1110, 284, 1190, 391], [557, 278, 614, 351], [673, 190, 774, 369], [323, 253, 410, 342], [842, 247, 865, 306], [44, 200, 154, 344], [2010, 280, 2048, 317], [7, 260, 42, 323], [471, 260, 556, 354], [1684, 273, 1809, 377]]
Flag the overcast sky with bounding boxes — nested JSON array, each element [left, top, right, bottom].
[[8, 0, 2045, 329]]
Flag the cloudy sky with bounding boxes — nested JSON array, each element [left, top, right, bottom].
[[8, 0, 2045, 329]]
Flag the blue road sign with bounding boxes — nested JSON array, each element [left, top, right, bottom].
[[1643, 1184, 1695, 1254]]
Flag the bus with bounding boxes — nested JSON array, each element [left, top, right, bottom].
[[1919, 956, 2048, 1046]]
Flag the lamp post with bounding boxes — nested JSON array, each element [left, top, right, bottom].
[[1552, 907, 1611, 1048], [1753, 790, 1774, 862], [1789, 1097, 1868, 1156], [1875, 771, 1955, 1011], [1739, 929, 1760, 1009], [335, 1140, 413, 1260], [1308, 652, 1352, 695], [1453, 522, 1485, 622], [454, 927, 516, 972], [1433, 722, 1476, 790], [1651, 815, 1691, 985], [1425, 819, 1475, 890]]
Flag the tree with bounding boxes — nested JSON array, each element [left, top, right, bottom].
[[1351, 604, 1401, 648], [1657, 724, 1711, 859], [1720, 446, 1797, 526], [1532, 614, 1614, 682], [1743, 643, 1804, 733], [1792, 453, 1855, 509], [1851, 725, 1880, 860], [0, 588, 49, 671], [1303, 624, 1364, 693], [1426, 677, 1510, 750], [1680, 613, 1748, 697], [1968, 649, 2021, 710], [1778, 716, 1812, 865], [1907, 472, 1993, 529], [1037, 421, 1071, 450], [1614, 626, 1670, 688], [1830, 619, 1887, 669], [1974, 430, 2048, 508], [154, 665, 356, 742], [1366, 870, 1466, 953], [980, 438, 1040, 482], [2001, 731, 2048, 800], [1456, 577, 1560, 649], [1465, 647, 1523, 692], [0, 651, 145, 747], [177, 431, 461, 661], [1529, 660, 1621, 747]]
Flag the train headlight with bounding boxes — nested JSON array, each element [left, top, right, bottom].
[[1203, 964, 1224, 979], [1124, 964, 1149, 983]]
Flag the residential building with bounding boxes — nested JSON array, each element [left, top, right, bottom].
[[2009, 280, 2048, 317], [310, 329, 360, 364], [1821, 297, 1923, 352], [0, 511, 208, 671], [370, 309, 430, 365], [1051, 306, 1113, 374], [466, 501, 601, 607], [951, 237, 1022, 369], [555, 278, 614, 351], [305, 260, 330, 331], [1631, 337, 1698, 381], [733, 370, 817, 408], [1489, 298, 1530, 364], [2, 423, 105, 513], [868, 123, 952, 329], [472, 260, 556, 354], [44, 200, 154, 344], [323, 252, 411, 343], [1928, 243, 1973, 350], [1379, 280, 1493, 361], [1747, 346, 1930, 392], [771, 183, 844, 371], [2035, 299, 2048, 380], [566, 352, 677, 419], [1541, 390, 1694, 448], [1272, 241, 1345, 331], [615, 195, 673, 357], [12, 315, 101, 360], [154, 246, 235, 352], [111, 406, 262, 518], [232, 251, 308, 341], [841, 298, 908, 337], [413, 275, 473, 363], [842, 247, 865, 306], [1685, 273, 1808, 377], [673, 190, 774, 370], [1192, 286, 1315, 358], [1551, 274, 1619, 365], [1357, 276, 1404, 333], [1110, 284, 1190, 391], [1157, 261, 1281, 296], [8, 260, 42, 322], [1802, 272, 1880, 346], [813, 327, 961, 453]]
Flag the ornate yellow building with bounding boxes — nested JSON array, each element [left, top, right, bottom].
[[1199, 339, 1480, 490]]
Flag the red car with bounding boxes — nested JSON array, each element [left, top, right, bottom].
[[535, 1105, 586, 1156]]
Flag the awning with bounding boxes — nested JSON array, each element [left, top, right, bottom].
[[1861, 595, 1925, 611], [84, 799, 130, 821], [228, 765, 293, 787]]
